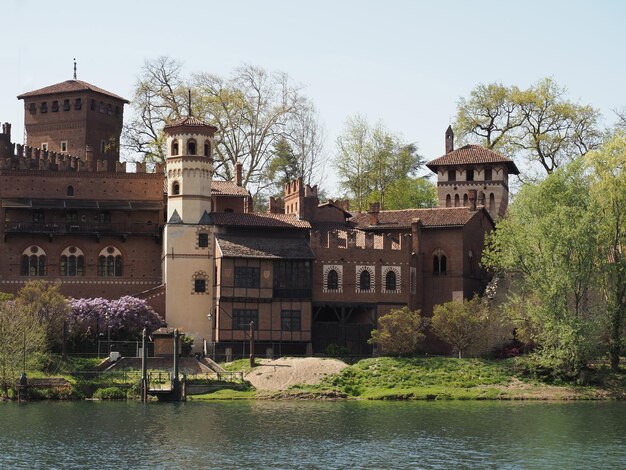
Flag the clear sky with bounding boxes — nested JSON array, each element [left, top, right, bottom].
[[2, 0, 625, 192]]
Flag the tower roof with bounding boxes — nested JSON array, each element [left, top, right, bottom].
[[426, 144, 519, 174], [163, 116, 217, 135], [17, 80, 129, 103]]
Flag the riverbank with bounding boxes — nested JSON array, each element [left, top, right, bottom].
[[189, 356, 626, 401]]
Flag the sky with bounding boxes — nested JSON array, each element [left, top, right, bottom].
[[1, 0, 625, 193]]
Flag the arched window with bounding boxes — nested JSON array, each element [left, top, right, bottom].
[[172, 181, 180, 195], [446, 194, 451, 207], [454, 194, 460, 207], [433, 249, 447, 276], [463, 194, 468, 206], [480, 192, 486, 206], [60, 246, 85, 277], [359, 270, 371, 291], [98, 246, 123, 277], [67, 185, 74, 197], [385, 270, 397, 291], [327, 269, 339, 290], [187, 138, 197, 155], [204, 140, 211, 157], [489, 193, 495, 212], [21, 246, 46, 276], [171, 140, 179, 156]]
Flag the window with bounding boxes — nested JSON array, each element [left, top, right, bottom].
[[480, 192, 486, 206], [194, 279, 206, 293], [281, 310, 301, 331], [60, 246, 85, 277], [273, 260, 311, 298], [463, 193, 468, 206], [359, 270, 371, 291], [100, 140, 106, 153], [172, 181, 180, 195], [466, 169, 474, 181], [41, 143, 48, 151], [51, 101, 59, 112], [28, 103, 36, 114], [232, 309, 258, 330], [234, 266, 260, 288], [61, 141, 68, 152], [171, 140, 179, 156], [107, 104, 113, 115], [98, 246, 123, 277], [96, 211, 111, 223], [90, 99, 96, 111], [454, 194, 460, 207], [63, 99, 71, 111], [198, 233, 209, 248], [20, 246, 46, 276], [448, 169, 456, 181], [66, 210, 78, 223], [99, 102, 105, 113], [433, 249, 447, 276], [446, 194, 451, 207], [489, 193, 496, 212], [40, 102, 48, 113], [327, 269, 339, 290], [67, 185, 74, 197], [484, 169, 492, 181], [32, 210, 45, 223], [204, 141, 210, 157], [75, 98, 82, 110], [187, 138, 196, 155], [385, 270, 397, 291]]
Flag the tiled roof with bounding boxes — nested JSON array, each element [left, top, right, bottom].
[[216, 234, 314, 259], [164, 115, 215, 130], [211, 181, 249, 197], [17, 80, 129, 103], [317, 201, 352, 217], [427, 145, 519, 174], [211, 212, 311, 229], [350, 207, 479, 229]]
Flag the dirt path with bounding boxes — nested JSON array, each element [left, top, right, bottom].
[[245, 357, 348, 391]]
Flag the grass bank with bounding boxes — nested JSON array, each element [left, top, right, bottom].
[[286, 357, 626, 400]]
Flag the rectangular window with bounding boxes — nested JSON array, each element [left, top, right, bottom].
[[40, 102, 47, 113], [61, 141, 68, 152], [448, 169, 456, 181], [99, 102, 105, 113], [232, 309, 258, 330], [198, 233, 209, 248], [281, 310, 301, 331], [234, 266, 260, 288], [51, 101, 59, 112], [41, 143, 48, 151], [28, 103, 36, 114], [466, 169, 474, 181], [90, 99, 96, 111], [75, 98, 82, 110], [484, 169, 492, 181], [66, 211, 78, 223], [107, 104, 113, 115], [63, 99, 71, 111], [194, 279, 206, 293], [273, 260, 312, 298], [32, 211, 45, 223]]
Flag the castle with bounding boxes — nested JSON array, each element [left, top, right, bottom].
[[0, 78, 519, 357]]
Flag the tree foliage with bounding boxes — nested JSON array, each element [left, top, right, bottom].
[[0, 300, 47, 397], [368, 307, 427, 356], [69, 296, 163, 340], [431, 297, 510, 359], [368, 177, 437, 210], [455, 77, 602, 179], [334, 115, 423, 211], [123, 57, 325, 200]]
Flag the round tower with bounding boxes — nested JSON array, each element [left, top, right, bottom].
[[164, 116, 217, 223], [163, 115, 217, 352]]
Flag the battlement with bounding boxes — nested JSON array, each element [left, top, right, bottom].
[[284, 177, 318, 198], [311, 229, 411, 252]]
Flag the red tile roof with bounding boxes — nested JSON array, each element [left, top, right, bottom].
[[211, 212, 311, 229], [350, 207, 481, 229], [212, 181, 250, 197], [216, 235, 314, 259], [164, 115, 216, 131], [17, 80, 129, 103], [427, 144, 519, 174]]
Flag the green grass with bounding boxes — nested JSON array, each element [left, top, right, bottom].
[[188, 389, 257, 400], [220, 358, 255, 374]]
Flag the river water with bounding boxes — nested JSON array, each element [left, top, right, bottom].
[[1, 400, 625, 469]]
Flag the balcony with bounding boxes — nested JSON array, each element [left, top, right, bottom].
[[4, 221, 160, 236]]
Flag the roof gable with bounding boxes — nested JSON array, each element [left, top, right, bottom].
[[17, 80, 129, 103]]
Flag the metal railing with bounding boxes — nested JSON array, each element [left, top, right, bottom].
[[5, 222, 159, 235]]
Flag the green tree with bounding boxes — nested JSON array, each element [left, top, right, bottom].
[[484, 160, 602, 377], [431, 297, 510, 359], [335, 115, 423, 211], [0, 301, 47, 397], [369, 177, 437, 210], [368, 307, 427, 356], [15, 281, 70, 348], [586, 133, 626, 370], [454, 77, 602, 179]]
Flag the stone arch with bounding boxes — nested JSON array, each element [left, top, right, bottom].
[[60, 245, 85, 276]]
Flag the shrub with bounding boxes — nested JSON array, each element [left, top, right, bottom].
[[93, 386, 127, 400], [368, 307, 427, 356]]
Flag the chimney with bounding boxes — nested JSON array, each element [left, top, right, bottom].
[[445, 126, 454, 154], [368, 202, 380, 225], [468, 189, 477, 211], [235, 162, 243, 186]]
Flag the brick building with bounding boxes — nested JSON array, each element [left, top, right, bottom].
[[0, 78, 518, 356]]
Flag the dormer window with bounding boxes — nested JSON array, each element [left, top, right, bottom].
[[187, 139, 197, 155]]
